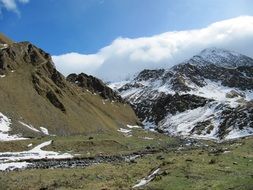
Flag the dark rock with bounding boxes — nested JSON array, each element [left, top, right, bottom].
[[67, 73, 123, 102], [209, 159, 216, 164], [156, 155, 165, 160], [0, 42, 69, 113], [132, 92, 212, 125], [46, 90, 66, 112], [135, 69, 165, 81], [160, 170, 170, 176]]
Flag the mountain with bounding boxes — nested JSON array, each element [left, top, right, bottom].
[[0, 37, 139, 139], [110, 48, 253, 140]]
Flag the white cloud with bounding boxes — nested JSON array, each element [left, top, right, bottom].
[[52, 53, 104, 75], [53, 16, 253, 82], [0, 0, 30, 14]]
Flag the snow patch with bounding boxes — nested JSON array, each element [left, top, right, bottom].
[[186, 80, 246, 108], [0, 140, 73, 171], [159, 101, 253, 140], [133, 168, 160, 188], [245, 90, 253, 101], [0, 140, 73, 164], [19, 121, 40, 133], [108, 80, 130, 90], [125, 155, 140, 162], [0, 113, 27, 141], [27, 143, 33, 147], [0, 162, 30, 171], [126, 124, 141, 129], [117, 128, 132, 133], [117, 128, 132, 137], [160, 102, 222, 140], [142, 137, 154, 140], [143, 120, 156, 132], [40, 127, 49, 135], [226, 127, 253, 139]]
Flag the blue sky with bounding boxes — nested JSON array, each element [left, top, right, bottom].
[[1, 0, 253, 81], [1, 0, 253, 55]]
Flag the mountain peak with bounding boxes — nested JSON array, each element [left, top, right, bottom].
[[0, 41, 54, 75], [198, 47, 241, 60], [189, 47, 253, 68], [113, 47, 253, 140]]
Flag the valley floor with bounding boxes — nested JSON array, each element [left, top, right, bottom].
[[0, 127, 252, 190]]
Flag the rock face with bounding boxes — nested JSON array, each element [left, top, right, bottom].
[[0, 39, 139, 137], [111, 48, 253, 140], [67, 73, 123, 102], [0, 42, 68, 112]]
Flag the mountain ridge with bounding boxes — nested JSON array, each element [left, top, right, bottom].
[[111, 48, 253, 140], [0, 40, 139, 139], [188, 47, 253, 68]]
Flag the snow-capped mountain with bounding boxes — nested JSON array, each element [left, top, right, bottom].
[[189, 47, 253, 68], [110, 48, 253, 140]]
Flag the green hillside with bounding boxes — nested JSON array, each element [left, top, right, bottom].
[[0, 40, 139, 137]]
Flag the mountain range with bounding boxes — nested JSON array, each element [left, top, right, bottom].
[[0, 33, 253, 189], [0, 32, 252, 141], [110, 47, 253, 140]]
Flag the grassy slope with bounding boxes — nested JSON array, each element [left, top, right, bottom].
[[0, 64, 138, 137], [0, 133, 252, 190]]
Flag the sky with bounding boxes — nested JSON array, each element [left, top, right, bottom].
[[1, 0, 253, 81]]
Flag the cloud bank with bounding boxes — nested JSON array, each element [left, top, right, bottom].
[[53, 16, 253, 82], [0, 0, 29, 14]]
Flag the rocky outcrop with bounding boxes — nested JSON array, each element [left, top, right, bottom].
[[172, 63, 253, 91], [152, 94, 211, 124], [132, 93, 211, 124], [135, 69, 165, 81], [0, 42, 69, 112], [218, 102, 253, 138], [67, 73, 123, 102], [0, 42, 51, 71]]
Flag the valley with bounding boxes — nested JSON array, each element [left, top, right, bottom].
[[0, 33, 252, 190], [0, 132, 252, 190]]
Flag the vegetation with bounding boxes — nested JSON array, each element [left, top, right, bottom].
[[0, 128, 252, 190]]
